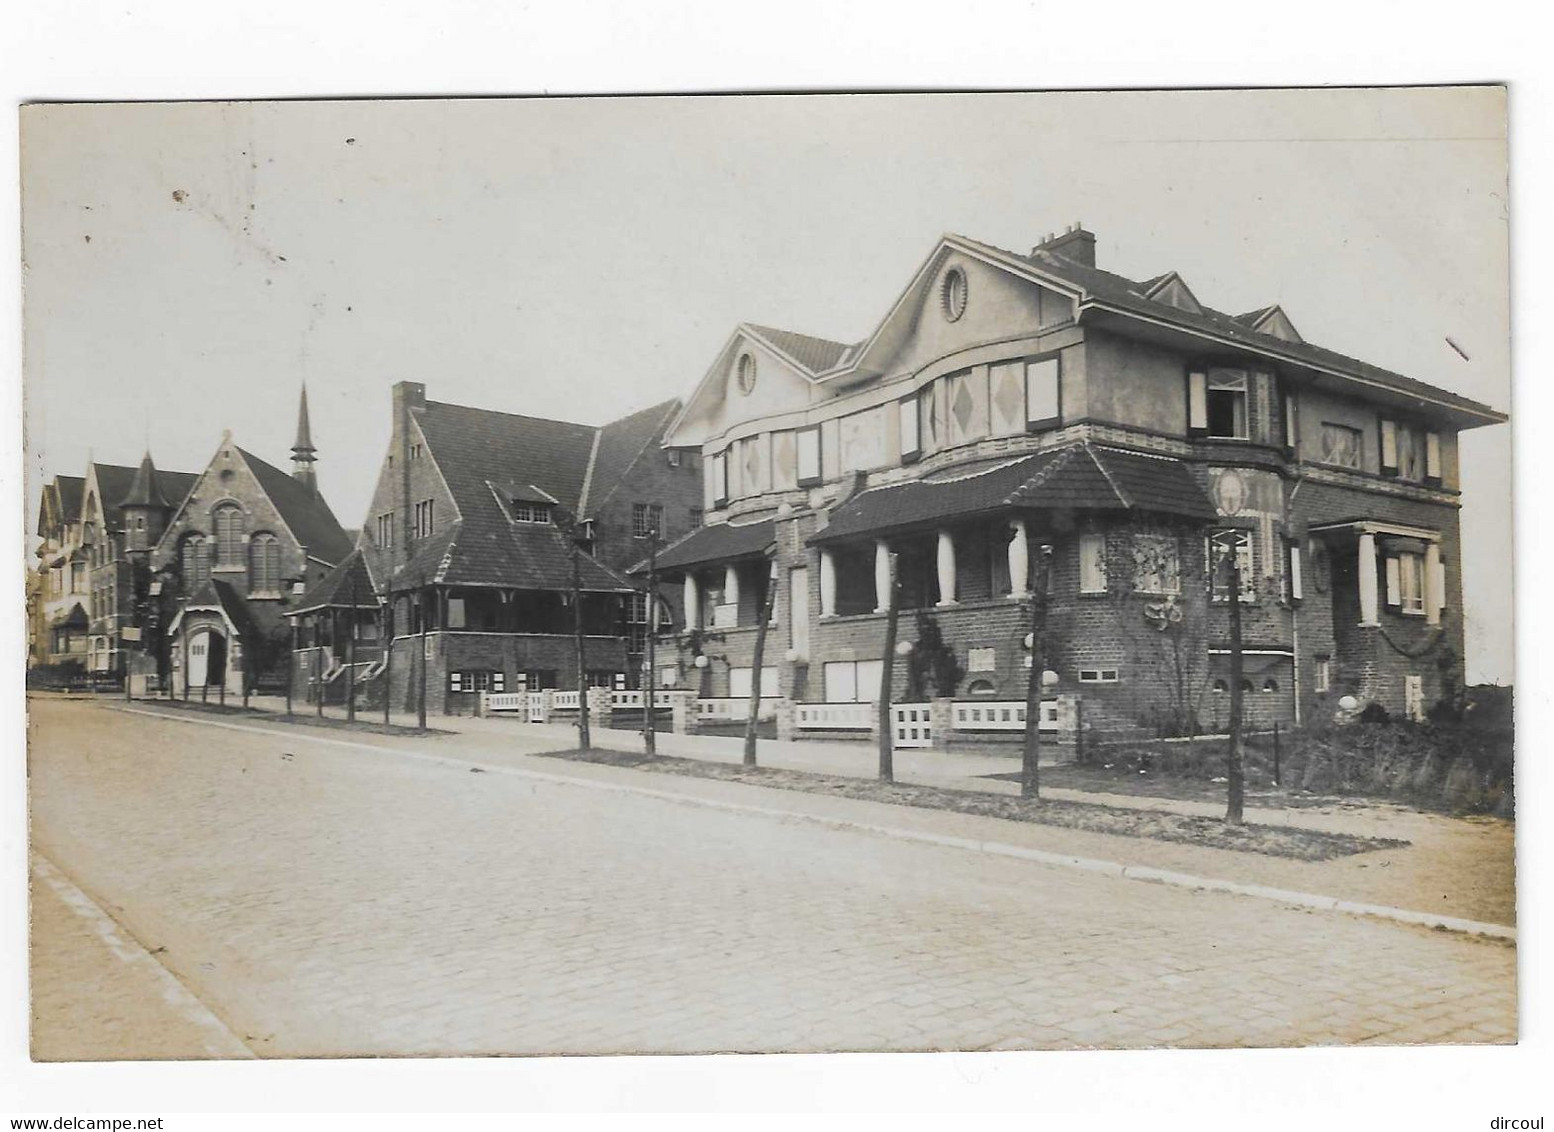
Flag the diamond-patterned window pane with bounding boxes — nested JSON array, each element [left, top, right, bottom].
[[771, 430, 798, 490], [947, 369, 987, 446], [989, 361, 1024, 436]]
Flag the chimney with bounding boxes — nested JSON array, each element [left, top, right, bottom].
[[392, 380, 427, 419], [1032, 222, 1096, 268]]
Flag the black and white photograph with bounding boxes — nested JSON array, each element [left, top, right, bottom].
[[19, 86, 1516, 1062], [4, 8, 1547, 1119]]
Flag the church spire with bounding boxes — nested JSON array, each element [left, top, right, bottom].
[[291, 383, 318, 495], [122, 450, 170, 509]]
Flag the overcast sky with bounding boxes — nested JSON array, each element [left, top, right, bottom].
[[20, 88, 1511, 682]]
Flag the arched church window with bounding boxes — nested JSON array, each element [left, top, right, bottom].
[[250, 533, 281, 595], [181, 534, 210, 587], [213, 504, 245, 567]]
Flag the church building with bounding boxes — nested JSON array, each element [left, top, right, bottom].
[[151, 387, 354, 698]]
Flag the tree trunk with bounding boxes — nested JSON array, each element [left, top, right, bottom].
[[572, 549, 591, 751], [644, 538, 659, 757], [877, 551, 900, 783], [744, 560, 777, 768], [1021, 546, 1051, 799]]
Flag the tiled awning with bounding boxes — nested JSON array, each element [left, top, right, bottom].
[[645, 519, 776, 575], [812, 444, 1216, 545]]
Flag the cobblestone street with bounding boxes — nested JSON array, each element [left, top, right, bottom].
[[28, 698, 1516, 1059]]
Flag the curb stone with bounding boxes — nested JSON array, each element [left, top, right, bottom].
[[109, 703, 1517, 943]]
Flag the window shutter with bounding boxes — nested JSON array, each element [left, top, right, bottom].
[[449, 671, 464, 693], [1384, 556, 1401, 608], [493, 671, 505, 693], [1283, 392, 1298, 453], [1188, 371, 1208, 434], [1288, 541, 1303, 601], [1433, 558, 1448, 615], [1380, 419, 1398, 475], [1425, 431, 1442, 481], [898, 396, 921, 463]]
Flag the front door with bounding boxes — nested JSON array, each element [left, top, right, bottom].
[[188, 631, 209, 687]]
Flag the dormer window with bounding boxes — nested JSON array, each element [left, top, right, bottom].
[[511, 500, 552, 524]]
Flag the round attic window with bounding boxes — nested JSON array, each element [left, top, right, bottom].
[[736, 352, 758, 395], [941, 267, 968, 322]]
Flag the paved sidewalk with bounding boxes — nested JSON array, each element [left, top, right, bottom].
[[30, 855, 256, 1061], [113, 696, 1516, 927]]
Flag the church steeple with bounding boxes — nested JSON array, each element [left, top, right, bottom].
[[292, 383, 318, 495]]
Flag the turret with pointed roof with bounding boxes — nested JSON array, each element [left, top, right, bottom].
[[118, 451, 191, 555], [292, 383, 318, 496]]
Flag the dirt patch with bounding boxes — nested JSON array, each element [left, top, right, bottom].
[[534, 747, 1408, 861], [986, 766, 1384, 812]]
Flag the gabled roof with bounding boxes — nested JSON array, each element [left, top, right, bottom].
[[744, 324, 857, 377], [396, 397, 672, 593], [1234, 304, 1304, 343], [416, 400, 598, 513], [85, 464, 140, 528], [1141, 271, 1203, 315], [172, 578, 255, 640], [237, 448, 354, 564], [291, 549, 378, 616], [54, 475, 84, 524], [952, 233, 1504, 426], [579, 398, 681, 518], [644, 518, 777, 575], [811, 444, 1215, 544]]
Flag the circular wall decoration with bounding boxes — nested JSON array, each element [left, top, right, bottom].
[[941, 267, 968, 322], [736, 352, 757, 395]]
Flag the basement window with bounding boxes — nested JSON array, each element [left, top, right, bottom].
[[1078, 668, 1120, 684]]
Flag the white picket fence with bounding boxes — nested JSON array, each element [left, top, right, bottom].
[[950, 699, 1059, 733], [890, 702, 933, 748], [695, 696, 777, 723], [611, 690, 677, 710], [794, 702, 874, 731], [551, 690, 580, 710]]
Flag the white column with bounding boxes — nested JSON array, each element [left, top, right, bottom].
[[1425, 541, 1442, 626], [682, 573, 700, 631], [1007, 518, 1029, 597], [724, 563, 740, 616], [936, 529, 957, 606], [874, 540, 892, 613], [1357, 530, 1379, 626], [819, 550, 837, 617]]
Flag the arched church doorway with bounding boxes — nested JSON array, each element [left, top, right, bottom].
[[189, 628, 228, 688]]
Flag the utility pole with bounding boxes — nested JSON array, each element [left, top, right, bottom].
[[642, 527, 662, 756], [382, 596, 393, 728], [417, 581, 429, 730], [346, 570, 357, 724], [744, 556, 778, 769], [1021, 544, 1054, 800], [571, 541, 591, 751], [876, 549, 901, 783]]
